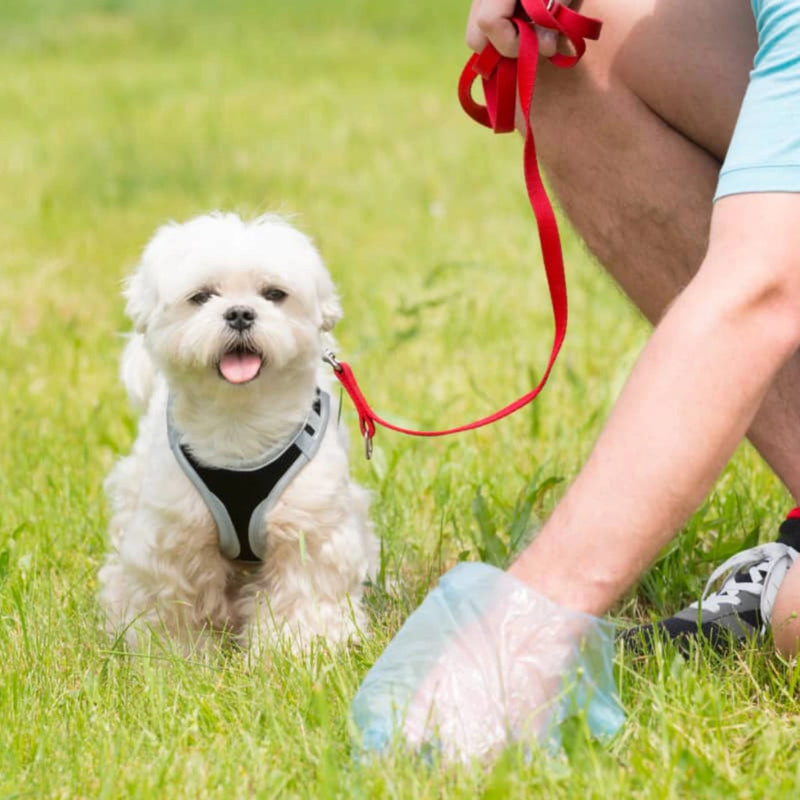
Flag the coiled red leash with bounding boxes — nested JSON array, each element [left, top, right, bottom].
[[329, 1, 602, 458]]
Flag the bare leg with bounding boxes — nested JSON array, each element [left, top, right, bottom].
[[530, 0, 800, 498]]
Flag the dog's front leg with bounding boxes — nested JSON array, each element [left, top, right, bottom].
[[98, 516, 236, 656], [238, 532, 371, 656]]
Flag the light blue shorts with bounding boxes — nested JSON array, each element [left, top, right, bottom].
[[715, 0, 800, 199]]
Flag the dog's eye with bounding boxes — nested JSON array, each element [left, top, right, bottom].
[[189, 290, 216, 305], [262, 287, 288, 303]]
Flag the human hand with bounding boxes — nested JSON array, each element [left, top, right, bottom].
[[351, 563, 623, 763], [465, 0, 574, 59]]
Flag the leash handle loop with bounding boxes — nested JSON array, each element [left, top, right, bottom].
[[459, 1, 602, 132]]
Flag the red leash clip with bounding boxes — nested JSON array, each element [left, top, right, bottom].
[[331, 1, 601, 458]]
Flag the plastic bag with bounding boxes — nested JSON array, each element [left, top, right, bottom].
[[351, 562, 623, 762]]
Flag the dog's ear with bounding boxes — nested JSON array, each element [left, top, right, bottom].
[[123, 222, 176, 332], [317, 271, 343, 332], [123, 267, 158, 333]]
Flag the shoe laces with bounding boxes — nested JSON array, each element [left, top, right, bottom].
[[689, 542, 798, 621]]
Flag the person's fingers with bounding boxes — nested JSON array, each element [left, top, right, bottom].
[[536, 27, 558, 57], [536, 0, 576, 58], [466, 0, 580, 59], [466, 0, 520, 57]]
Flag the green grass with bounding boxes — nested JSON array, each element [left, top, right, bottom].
[[1, 1, 799, 797]]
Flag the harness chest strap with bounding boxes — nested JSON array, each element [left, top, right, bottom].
[[167, 389, 331, 562]]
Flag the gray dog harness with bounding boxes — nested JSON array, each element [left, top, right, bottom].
[[167, 389, 330, 562]]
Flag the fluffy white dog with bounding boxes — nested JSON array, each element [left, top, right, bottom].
[[98, 212, 377, 654]]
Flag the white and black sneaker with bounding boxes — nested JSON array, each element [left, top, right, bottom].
[[622, 511, 800, 653]]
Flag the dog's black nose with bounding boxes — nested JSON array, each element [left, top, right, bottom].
[[223, 305, 256, 332]]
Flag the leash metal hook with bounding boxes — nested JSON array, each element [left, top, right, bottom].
[[324, 349, 375, 459], [322, 349, 343, 373]]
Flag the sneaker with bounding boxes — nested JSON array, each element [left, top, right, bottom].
[[621, 511, 800, 653]]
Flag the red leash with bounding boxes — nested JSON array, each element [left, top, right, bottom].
[[328, 1, 602, 458]]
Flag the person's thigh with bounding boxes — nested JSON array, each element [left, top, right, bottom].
[[525, 0, 757, 322], [567, 0, 758, 162]]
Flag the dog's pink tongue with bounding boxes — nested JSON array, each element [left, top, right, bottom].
[[219, 352, 262, 384]]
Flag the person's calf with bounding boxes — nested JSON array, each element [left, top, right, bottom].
[[771, 556, 800, 656]]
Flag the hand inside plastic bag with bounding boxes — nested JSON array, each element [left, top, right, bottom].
[[352, 563, 623, 762]]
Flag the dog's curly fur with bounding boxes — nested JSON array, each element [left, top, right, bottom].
[[98, 213, 377, 654]]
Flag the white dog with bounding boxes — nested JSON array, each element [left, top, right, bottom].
[[98, 212, 377, 654]]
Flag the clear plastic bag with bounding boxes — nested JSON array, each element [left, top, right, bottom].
[[352, 562, 623, 762]]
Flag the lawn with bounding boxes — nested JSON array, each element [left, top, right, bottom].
[[1, 1, 799, 797]]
